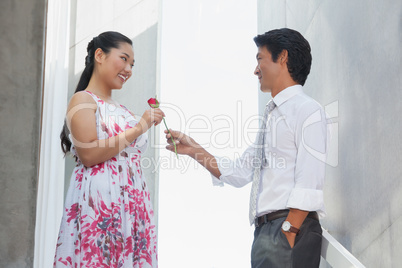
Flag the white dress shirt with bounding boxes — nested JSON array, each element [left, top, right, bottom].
[[212, 85, 329, 218]]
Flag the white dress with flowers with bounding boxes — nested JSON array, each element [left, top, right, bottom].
[[54, 91, 158, 268]]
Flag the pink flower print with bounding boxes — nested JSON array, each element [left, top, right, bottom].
[[66, 203, 80, 225], [129, 139, 137, 148], [66, 257, 72, 265], [124, 236, 134, 257], [120, 104, 136, 118], [113, 121, 123, 134], [107, 116, 123, 135], [88, 195, 95, 211], [130, 155, 138, 162], [107, 161, 118, 176], [128, 168, 134, 179], [101, 122, 113, 138], [131, 208, 154, 266], [81, 199, 125, 267], [90, 162, 105, 176], [75, 168, 84, 190], [119, 104, 128, 111], [57, 257, 69, 266]]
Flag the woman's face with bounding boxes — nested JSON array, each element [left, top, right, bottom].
[[98, 42, 135, 90]]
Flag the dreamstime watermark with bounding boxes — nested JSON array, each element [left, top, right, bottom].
[[66, 100, 339, 169]]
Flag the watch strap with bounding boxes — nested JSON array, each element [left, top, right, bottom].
[[289, 226, 300, 234]]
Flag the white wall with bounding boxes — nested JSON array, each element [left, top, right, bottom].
[[158, 1, 258, 267], [257, 1, 402, 267]]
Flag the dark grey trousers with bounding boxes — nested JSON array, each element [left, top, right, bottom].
[[251, 217, 322, 268]]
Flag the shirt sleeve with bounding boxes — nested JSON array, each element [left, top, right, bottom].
[[286, 104, 329, 215], [211, 145, 255, 188]]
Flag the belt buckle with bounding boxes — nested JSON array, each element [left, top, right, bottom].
[[255, 215, 267, 228], [254, 217, 260, 228]]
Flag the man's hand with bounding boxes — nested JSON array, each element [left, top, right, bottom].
[[164, 129, 222, 178], [164, 129, 201, 157], [282, 208, 309, 248], [282, 230, 296, 248]]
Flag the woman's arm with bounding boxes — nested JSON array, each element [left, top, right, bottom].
[[67, 91, 164, 167]]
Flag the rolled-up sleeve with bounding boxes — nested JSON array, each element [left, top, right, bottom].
[[211, 145, 255, 188], [286, 105, 329, 217]]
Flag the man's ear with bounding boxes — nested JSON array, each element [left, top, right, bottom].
[[279, 50, 288, 65], [94, 48, 104, 64]]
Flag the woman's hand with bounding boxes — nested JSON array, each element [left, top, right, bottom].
[[137, 108, 165, 134]]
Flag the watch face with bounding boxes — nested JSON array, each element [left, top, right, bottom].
[[282, 221, 291, 231]]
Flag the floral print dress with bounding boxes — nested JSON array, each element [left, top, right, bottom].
[[54, 91, 157, 268]]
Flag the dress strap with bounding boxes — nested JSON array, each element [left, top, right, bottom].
[[83, 90, 106, 105], [119, 104, 137, 117], [83, 91, 135, 117]]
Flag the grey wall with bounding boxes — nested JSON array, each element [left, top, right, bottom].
[[257, 0, 402, 267], [0, 0, 46, 267]]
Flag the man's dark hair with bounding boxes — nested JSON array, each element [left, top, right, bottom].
[[254, 28, 312, 86]]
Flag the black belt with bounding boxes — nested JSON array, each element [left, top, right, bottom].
[[255, 209, 319, 228]]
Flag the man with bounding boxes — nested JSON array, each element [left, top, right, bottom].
[[165, 28, 329, 267]]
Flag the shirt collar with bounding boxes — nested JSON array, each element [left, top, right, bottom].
[[271, 84, 303, 107]]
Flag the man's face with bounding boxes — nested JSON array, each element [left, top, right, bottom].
[[254, 46, 281, 93]]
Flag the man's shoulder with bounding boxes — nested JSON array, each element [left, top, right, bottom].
[[292, 92, 323, 111], [285, 93, 325, 123]]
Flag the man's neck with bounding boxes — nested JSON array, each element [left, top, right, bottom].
[[271, 81, 298, 98]]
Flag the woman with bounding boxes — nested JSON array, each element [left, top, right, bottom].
[[55, 31, 164, 267]]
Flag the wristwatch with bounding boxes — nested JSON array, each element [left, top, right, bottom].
[[281, 221, 300, 234]]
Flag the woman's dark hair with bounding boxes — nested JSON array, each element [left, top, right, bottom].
[[253, 28, 312, 86], [60, 31, 132, 155]]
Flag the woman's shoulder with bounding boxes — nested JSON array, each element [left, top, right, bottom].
[[67, 91, 98, 112], [72, 90, 98, 102]]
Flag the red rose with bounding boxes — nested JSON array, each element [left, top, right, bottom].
[[146, 96, 178, 159], [147, 98, 160, 108]]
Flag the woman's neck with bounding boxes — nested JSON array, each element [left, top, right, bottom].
[[85, 75, 113, 102]]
